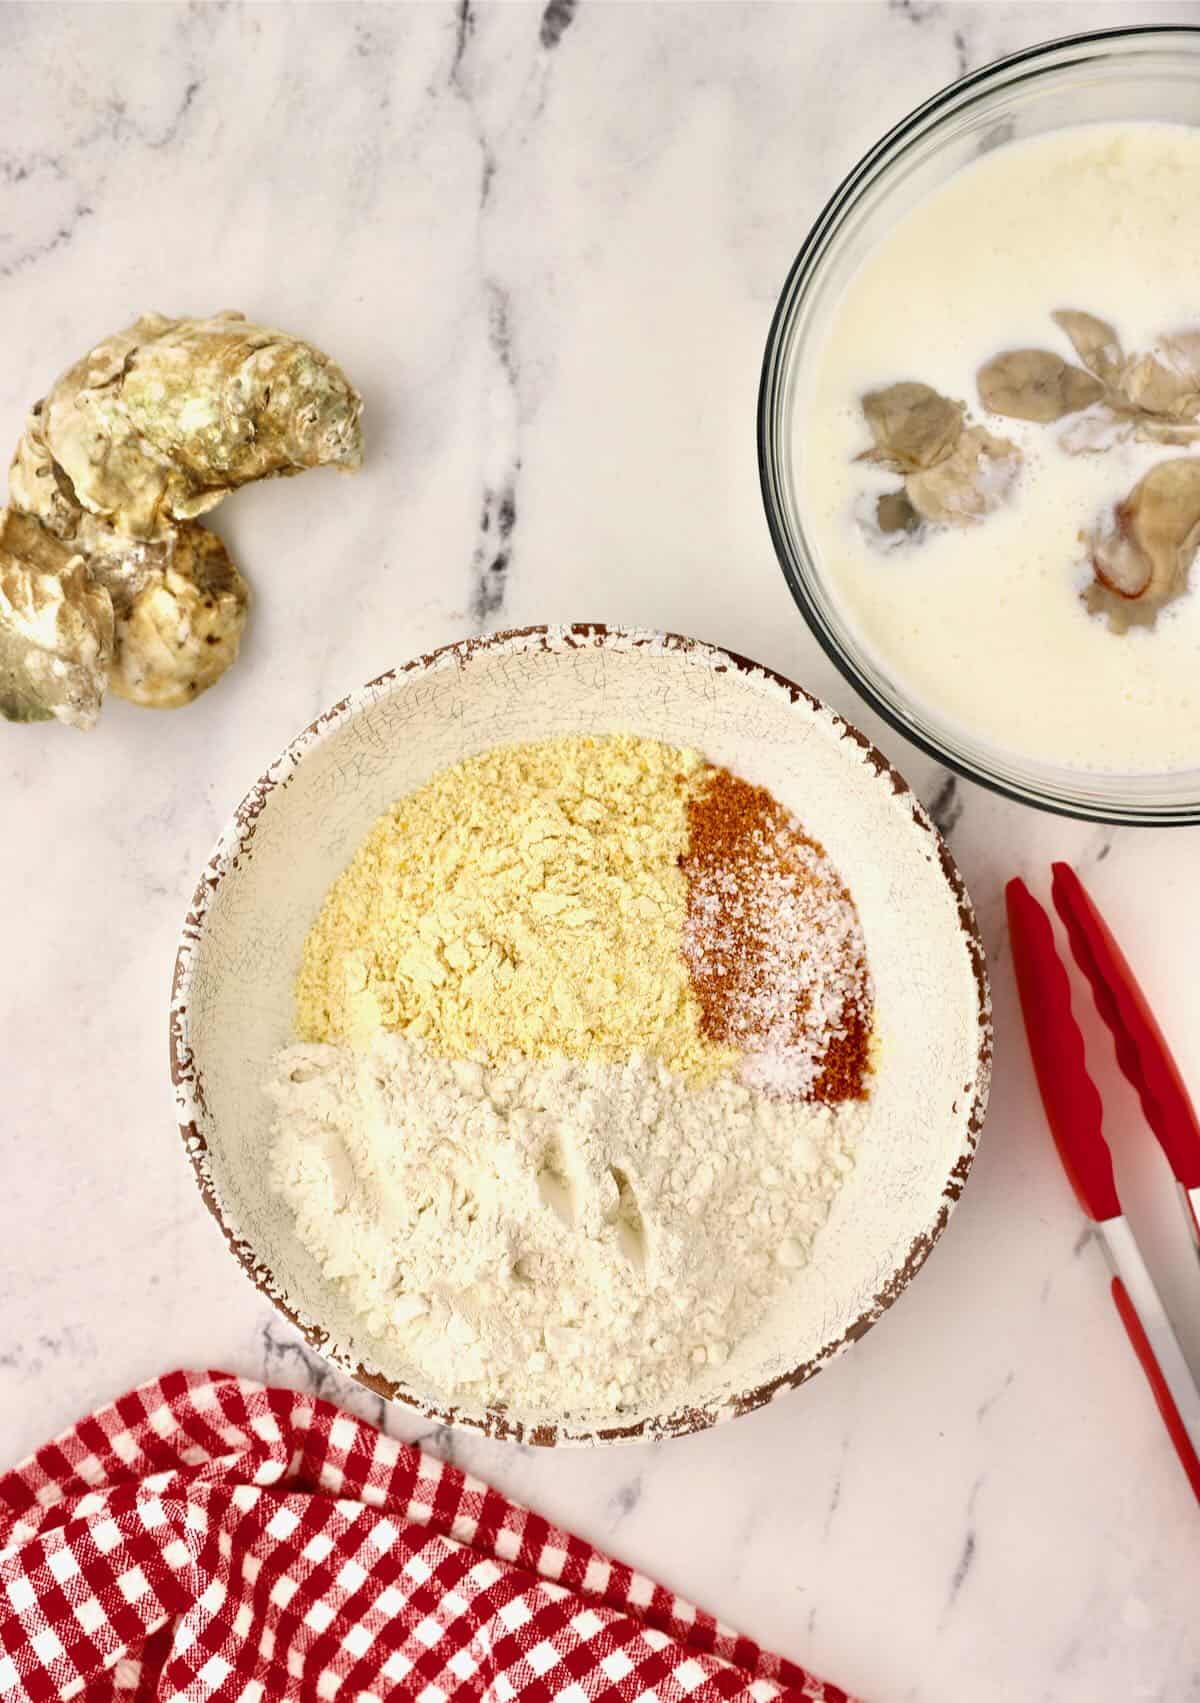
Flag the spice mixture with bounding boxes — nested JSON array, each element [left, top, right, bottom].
[[270, 733, 874, 1416], [681, 768, 872, 1102]]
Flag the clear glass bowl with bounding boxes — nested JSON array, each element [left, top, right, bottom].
[[758, 26, 1200, 825]]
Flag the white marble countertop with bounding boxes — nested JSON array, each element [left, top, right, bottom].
[[2, 4, 1199, 1699]]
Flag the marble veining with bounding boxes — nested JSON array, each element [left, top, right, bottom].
[[940, 1475, 981, 1620], [925, 773, 964, 839], [2, 5, 1200, 1702]]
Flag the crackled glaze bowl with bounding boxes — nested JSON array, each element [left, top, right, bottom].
[[171, 625, 990, 1444]]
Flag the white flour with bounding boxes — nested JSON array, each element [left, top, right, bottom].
[[266, 1034, 863, 1416]]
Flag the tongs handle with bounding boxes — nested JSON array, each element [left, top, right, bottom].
[[1110, 1275, 1200, 1503]]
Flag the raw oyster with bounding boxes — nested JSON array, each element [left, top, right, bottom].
[[905, 427, 1021, 526], [1085, 458, 1200, 632], [860, 382, 965, 473], [977, 349, 1103, 423]]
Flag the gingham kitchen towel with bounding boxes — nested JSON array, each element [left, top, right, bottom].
[[0, 1370, 855, 1703]]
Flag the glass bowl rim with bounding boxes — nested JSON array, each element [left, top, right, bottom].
[[757, 23, 1200, 827]]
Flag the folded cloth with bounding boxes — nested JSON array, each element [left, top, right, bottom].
[[0, 1371, 855, 1703]]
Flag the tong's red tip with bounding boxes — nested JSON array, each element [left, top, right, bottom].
[[1051, 863, 1200, 1191], [1006, 876, 1121, 1222]]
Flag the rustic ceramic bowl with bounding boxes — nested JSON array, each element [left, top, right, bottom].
[[172, 626, 991, 1444]]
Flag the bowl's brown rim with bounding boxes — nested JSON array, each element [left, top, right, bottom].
[[170, 622, 992, 1446]]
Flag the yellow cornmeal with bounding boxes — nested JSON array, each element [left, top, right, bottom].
[[295, 734, 732, 1078]]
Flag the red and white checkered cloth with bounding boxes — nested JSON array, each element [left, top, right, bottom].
[[0, 1370, 856, 1703]]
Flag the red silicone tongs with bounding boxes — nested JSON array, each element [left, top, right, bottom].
[[1050, 861, 1200, 1259], [1007, 867, 1200, 1503]]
